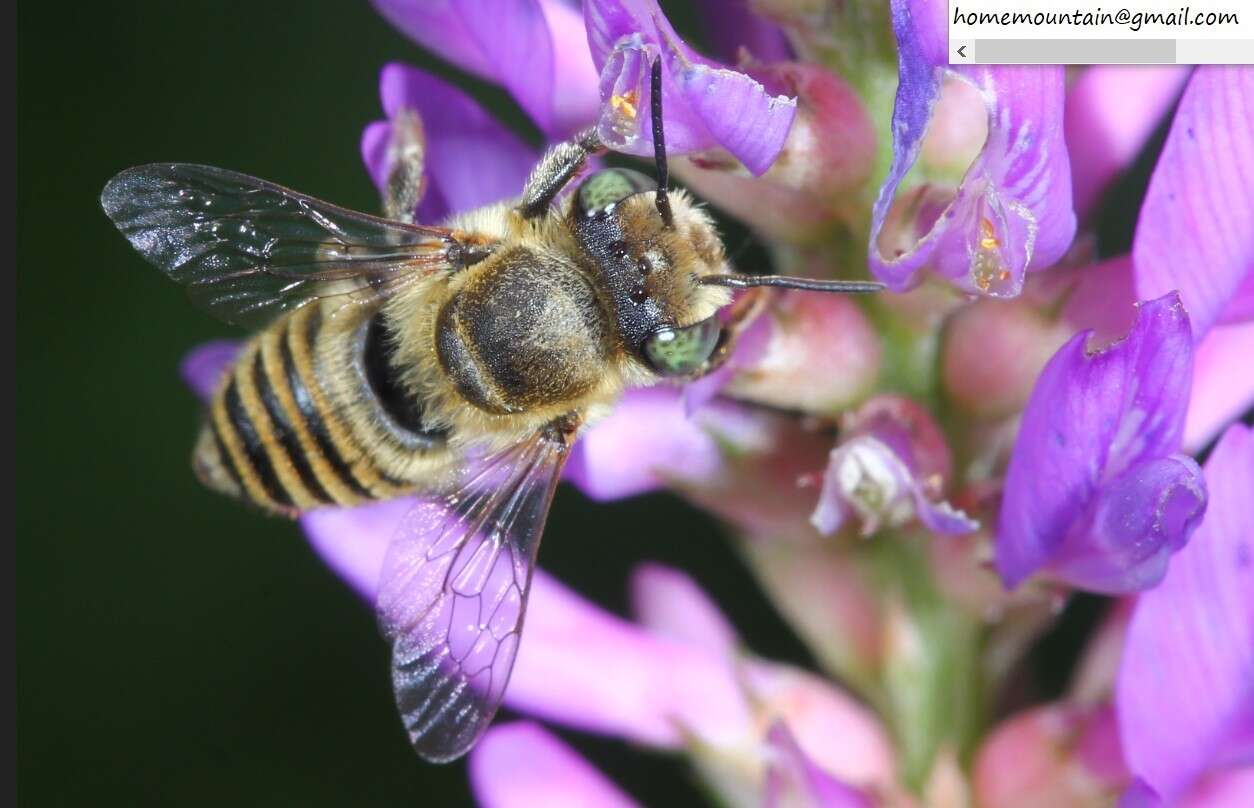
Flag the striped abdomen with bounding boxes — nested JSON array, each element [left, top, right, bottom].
[[194, 303, 450, 516]]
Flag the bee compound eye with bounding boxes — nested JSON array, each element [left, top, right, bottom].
[[642, 317, 721, 377], [576, 168, 654, 218]]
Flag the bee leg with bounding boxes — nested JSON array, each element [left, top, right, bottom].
[[517, 128, 604, 220], [383, 108, 428, 224], [690, 287, 769, 378]]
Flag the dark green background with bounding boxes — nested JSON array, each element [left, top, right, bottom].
[[16, 2, 816, 804]]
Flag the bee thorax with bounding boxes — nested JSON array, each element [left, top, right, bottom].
[[435, 247, 613, 415]]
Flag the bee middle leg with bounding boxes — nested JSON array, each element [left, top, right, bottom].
[[517, 128, 605, 219], [382, 108, 428, 224]]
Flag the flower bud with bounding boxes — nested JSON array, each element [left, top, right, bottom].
[[723, 290, 882, 415], [942, 297, 1071, 419], [974, 704, 1129, 808]]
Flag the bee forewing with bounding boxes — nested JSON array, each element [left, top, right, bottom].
[[376, 425, 575, 763], [100, 163, 464, 329]]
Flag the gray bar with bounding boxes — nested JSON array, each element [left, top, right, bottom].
[[974, 38, 1176, 64]]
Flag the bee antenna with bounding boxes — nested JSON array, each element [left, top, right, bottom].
[[700, 274, 886, 294], [650, 57, 674, 229]]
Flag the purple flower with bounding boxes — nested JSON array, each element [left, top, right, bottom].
[[997, 293, 1207, 593], [469, 722, 640, 808], [584, 0, 797, 175], [1063, 66, 1188, 223], [298, 496, 900, 800], [371, 0, 599, 139], [361, 63, 538, 223], [869, 0, 1075, 296], [672, 61, 878, 240], [811, 395, 978, 537], [1116, 424, 1254, 802], [1061, 67, 1254, 451], [763, 721, 871, 808], [1132, 68, 1254, 342]]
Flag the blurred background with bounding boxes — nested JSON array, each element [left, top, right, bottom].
[[17, 2, 815, 804]]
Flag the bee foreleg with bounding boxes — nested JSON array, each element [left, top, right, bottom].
[[516, 128, 604, 220], [383, 108, 428, 224]]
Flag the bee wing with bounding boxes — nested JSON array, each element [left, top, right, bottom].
[[101, 164, 478, 328], [377, 423, 577, 763]]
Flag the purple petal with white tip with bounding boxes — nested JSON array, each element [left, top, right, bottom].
[[1117, 424, 1254, 801], [584, 0, 796, 175], [1134, 67, 1254, 341], [362, 63, 537, 223], [997, 293, 1201, 591], [764, 721, 872, 808], [371, 0, 598, 137], [180, 340, 240, 402], [469, 722, 640, 808], [869, 0, 1074, 296]]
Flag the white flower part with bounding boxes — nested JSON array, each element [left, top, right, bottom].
[[813, 436, 916, 537]]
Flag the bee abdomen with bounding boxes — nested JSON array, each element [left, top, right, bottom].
[[195, 305, 440, 515]]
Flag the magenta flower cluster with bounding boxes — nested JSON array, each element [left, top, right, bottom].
[[183, 0, 1253, 804]]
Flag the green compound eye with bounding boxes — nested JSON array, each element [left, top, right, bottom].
[[642, 317, 721, 377], [576, 169, 654, 217]]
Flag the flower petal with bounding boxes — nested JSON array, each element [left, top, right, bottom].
[[1064, 66, 1188, 222], [1050, 454, 1206, 593], [1134, 67, 1254, 341], [1179, 767, 1254, 808], [869, 0, 1074, 296], [300, 498, 409, 600], [584, 0, 796, 175], [363, 63, 537, 222], [974, 704, 1131, 808], [763, 721, 871, 808], [630, 562, 738, 656], [1117, 423, 1254, 800], [564, 386, 772, 502], [372, 0, 598, 137], [1184, 321, 1254, 451], [672, 62, 876, 240], [745, 662, 897, 791], [509, 569, 754, 748], [469, 722, 640, 808], [696, 0, 790, 64], [180, 340, 240, 403], [997, 293, 1197, 589]]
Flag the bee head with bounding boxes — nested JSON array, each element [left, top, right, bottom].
[[570, 169, 733, 377], [568, 58, 881, 378]]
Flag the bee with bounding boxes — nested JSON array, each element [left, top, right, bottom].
[[101, 61, 881, 763]]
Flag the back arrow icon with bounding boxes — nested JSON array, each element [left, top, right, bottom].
[[957, 45, 968, 57]]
